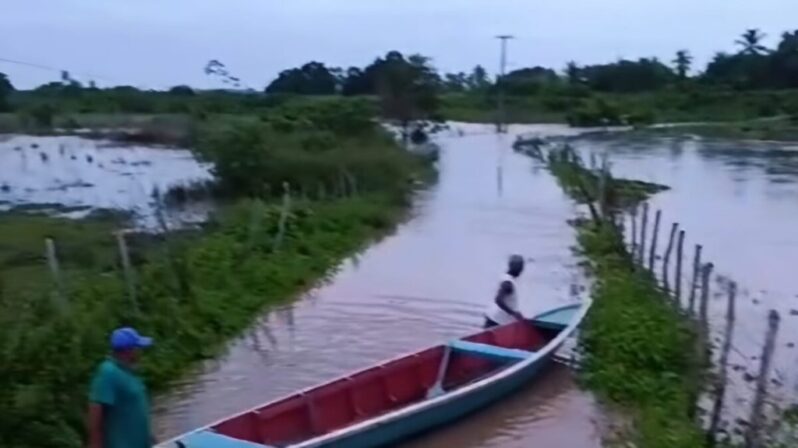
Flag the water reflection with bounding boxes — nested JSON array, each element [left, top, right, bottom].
[[573, 134, 798, 417], [0, 135, 212, 227], [153, 124, 599, 445]]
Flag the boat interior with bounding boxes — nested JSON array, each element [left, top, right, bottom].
[[170, 306, 577, 448]]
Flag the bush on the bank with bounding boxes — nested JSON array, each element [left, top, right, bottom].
[[197, 100, 428, 200], [566, 98, 623, 127]]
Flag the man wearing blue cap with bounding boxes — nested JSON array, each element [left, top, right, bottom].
[[88, 327, 154, 448]]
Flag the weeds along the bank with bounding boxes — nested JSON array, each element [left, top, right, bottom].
[[0, 100, 435, 448], [524, 143, 704, 447], [579, 223, 703, 448]]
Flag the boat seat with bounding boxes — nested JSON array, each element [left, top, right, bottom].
[[448, 340, 532, 362], [172, 431, 274, 448]]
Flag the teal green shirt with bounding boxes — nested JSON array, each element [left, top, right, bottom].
[[90, 358, 151, 448]]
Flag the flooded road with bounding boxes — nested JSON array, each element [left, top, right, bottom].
[[572, 134, 798, 413], [0, 135, 212, 227], [152, 124, 602, 447]]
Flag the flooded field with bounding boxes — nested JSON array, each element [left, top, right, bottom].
[[572, 134, 798, 416], [0, 135, 212, 227], [152, 124, 603, 446]]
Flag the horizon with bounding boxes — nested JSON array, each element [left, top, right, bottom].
[[2, 0, 797, 90]]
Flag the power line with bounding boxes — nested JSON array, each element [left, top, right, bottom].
[[0, 55, 119, 85]]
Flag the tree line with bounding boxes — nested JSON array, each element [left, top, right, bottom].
[[261, 29, 798, 96], [0, 28, 796, 130]]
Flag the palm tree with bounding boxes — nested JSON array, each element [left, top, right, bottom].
[[672, 50, 693, 79], [735, 29, 769, 55]]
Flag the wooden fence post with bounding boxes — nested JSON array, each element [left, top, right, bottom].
[[597, 157, 609, 220], [630, 206, 638, 258], [662, 223, 679, 294], [689, 244, 703, 315], [273, 182, 292, 251], [648, 210, 662, 271], [675, 230, 685, 307], [706, 282, 737, 446], [44, 238, 65, 309], [699, 262, 714, 333], [638, 203, 649, 266], [116, 231, 139, 315], [744, 310, 781, 448]]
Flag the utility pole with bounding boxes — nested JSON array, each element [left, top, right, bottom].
[[496, 35, 514, 133]]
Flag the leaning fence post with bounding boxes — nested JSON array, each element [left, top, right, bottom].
[[116, 231, 139, 315], [648, 210, 662, 271], [44, 238, 65, 309], [675, 230, 685, 307], [638, 203, 649, 266], [689, 244, 703, 315], [273, 182, 292, 251], [662, 222, 679, 294], [707, 282, 737, 446], [744, 310, 781, 448]]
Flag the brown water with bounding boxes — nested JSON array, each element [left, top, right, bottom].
[[572, 134, 798, 423], [152, 123, 603, 447]]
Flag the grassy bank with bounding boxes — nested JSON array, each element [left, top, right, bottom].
[[0, 97, 433, 448], [636, 116, 798, 142], [578, 224, 703, 448], [0, 195, 413, 448], [442, 90, 798, 128], [531, 146, 704, 447]]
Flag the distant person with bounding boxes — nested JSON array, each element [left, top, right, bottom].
[[484, 255, 526, 328], [88, 327, 154, 448]]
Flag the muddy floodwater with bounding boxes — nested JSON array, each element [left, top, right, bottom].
[[572, 134, 798, 415], [0, 135, 212, 227], [152, 124, 603, 447]]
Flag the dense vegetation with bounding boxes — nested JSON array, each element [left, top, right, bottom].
[[0, 97, 434, 448]]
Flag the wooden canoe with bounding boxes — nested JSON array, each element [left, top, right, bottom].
[[160, 301, 591, 448]]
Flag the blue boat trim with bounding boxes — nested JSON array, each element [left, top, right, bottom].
[[530, 303, 580, 330], [157, 301, 593, 448], [177, 431, 272, 448], [448, 340, 532, 362]]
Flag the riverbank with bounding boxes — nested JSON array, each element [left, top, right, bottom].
[[635, 116, 798, 143], [0, 98, 434, 448], [441, 90, 798, 131], [529, 145, 704, 447], [0, 194, 417, 448]]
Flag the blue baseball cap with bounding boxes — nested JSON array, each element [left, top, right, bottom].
[[110, 327, 153, 351]]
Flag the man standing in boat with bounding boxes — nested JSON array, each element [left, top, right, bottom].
[[88, 327, 154, 448], [484, 254, 526, 328]]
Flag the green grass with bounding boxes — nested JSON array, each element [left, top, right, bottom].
[[441, 89, 798, 126], [0, 195, 410, 448], [441, 93, 567, 123], [637, 116, 798, 142], [578, 224, 703, 448]]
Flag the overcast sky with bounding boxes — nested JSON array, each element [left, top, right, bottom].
[[2, 0, 797, 90]]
